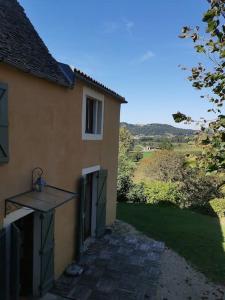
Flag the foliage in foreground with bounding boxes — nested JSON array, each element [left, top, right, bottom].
[[117, 128, 222, 213], [144, 181, 181, 205], [173, 0, 225, 173], [117, 127, 136, 202], [133, 150, 221, 209], [210, 198, 225, 218], [134, 150, 185, 182]]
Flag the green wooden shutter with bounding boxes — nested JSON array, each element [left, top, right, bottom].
[[0, 228, 7, 300], [78, 176, 87, 257], [10, 224, 21, 300], [0, 82, 9, 163], [96, 169, 108, 238], [39, 211, 55, 297]]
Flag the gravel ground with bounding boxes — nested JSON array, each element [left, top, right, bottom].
[[156, 247, 225, 300]]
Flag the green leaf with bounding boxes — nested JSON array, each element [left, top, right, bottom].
[[202, 9, 217, 22], [195, 45, 206, 53], [172, 112, 188, 123], [207, 20, 218, 33]]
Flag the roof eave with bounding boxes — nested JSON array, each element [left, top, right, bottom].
[[0, 59, 72, 89], [74, 71, 127, 104]]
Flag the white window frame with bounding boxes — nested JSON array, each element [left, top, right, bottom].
[[82, 87, 104, 140], [82, 165, 100, 175]]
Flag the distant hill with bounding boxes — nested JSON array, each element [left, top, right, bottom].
[[121, 122, 196, 137]]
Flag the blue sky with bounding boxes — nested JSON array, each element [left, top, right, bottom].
[[19, 0, 210, 128]]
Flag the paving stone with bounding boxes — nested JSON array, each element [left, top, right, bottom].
[[39, 293, 69, 300], [143, 266, 161, 280], [88, 290, 114, 300], [99, 250, 112, 259], [94, 258, 110, 268], [84, 265, 105, 279], [128, 255, 146, 266], [117, 246, 133, 255], [51, 220, 165, 300], [51, 275, 78, 297], [77, 274, 99, 289], [112, 289, 137, 300], [68, 284, 92, 300], [96, 274, 118, 293], [118, 274, 138, 293]]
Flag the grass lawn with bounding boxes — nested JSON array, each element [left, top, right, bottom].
[[142, 151, 155, 159], [117, 203, 225, 283], [173, 143, 202, 154]]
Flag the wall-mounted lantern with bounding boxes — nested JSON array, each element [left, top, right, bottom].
[[32, 167, 46, 192]]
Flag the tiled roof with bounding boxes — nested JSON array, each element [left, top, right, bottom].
[[74, 68, 127, 103], [0, 0, 71, 87]]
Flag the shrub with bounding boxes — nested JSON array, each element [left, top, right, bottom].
[[134, 149, 221, 208], [127, 182, 146, 203], [134, 150, 185, 182], [117, 174, 133, 202], [209, 198, 225, 218], [178, 170, 220, 208], [144, 181, 181, 205], [130, 146, 143, 162]]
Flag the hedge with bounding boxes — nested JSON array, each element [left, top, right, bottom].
[[209, 198, 225, 218]]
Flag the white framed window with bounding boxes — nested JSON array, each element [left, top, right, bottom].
[[82, 87, 104, 140]]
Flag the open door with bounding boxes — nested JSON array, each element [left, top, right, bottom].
[[0, 225, 21, 300], [39, 211, 55, 297], [78, 169, 107, 255], [0, 228, 7, 300], [96, 169, 108, 238], [10, 224, 20, 300], [78, 176, 86, 256]]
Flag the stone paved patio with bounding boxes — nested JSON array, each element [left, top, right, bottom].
[[50, 221, 165, 300]]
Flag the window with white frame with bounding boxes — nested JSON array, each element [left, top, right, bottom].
[[82, 88, 104, 140]]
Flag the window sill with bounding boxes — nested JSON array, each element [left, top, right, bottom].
[[82, 133, 103, 141]]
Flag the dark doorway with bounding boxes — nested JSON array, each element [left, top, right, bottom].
[[84, 173, 93, 240], [15, 213, 34, 297]]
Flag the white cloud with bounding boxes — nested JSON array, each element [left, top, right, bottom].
[[123, 19, 134, 35], [103, 21, 119, 34], [140, 51, 155, 62], [102, 18, 134, 35]]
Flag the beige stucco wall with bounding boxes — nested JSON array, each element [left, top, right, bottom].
[[0, 63, 121, 277]]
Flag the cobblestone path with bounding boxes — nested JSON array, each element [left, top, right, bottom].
[[50, 221, 165, 300]]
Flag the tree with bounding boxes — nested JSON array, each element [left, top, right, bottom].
[[160, 139, 174, 150], [135, 150, 185, 182], [173, 0, 225, 173], [119, 127, 134, 156], [131, 145, 143, 162], [117, 128, 135, 201]]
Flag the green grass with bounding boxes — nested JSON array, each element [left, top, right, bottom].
[[117, 203, 225, 283], [142, 151, 155, 159], [173, 143, 201, 154]]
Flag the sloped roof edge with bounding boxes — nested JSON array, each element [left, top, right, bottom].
[[0, 0, 71, 87], [0, 0, 126, 101], [74, 68, 127, 103]]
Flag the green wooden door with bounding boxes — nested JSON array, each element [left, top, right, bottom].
[[10, 224, 21, 300], [0, 82, 9, 163], [78, 176, 87, 256], [96, 169, 108, 238], [39, 211, 55, 296], [0, 228, 7, 300]]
